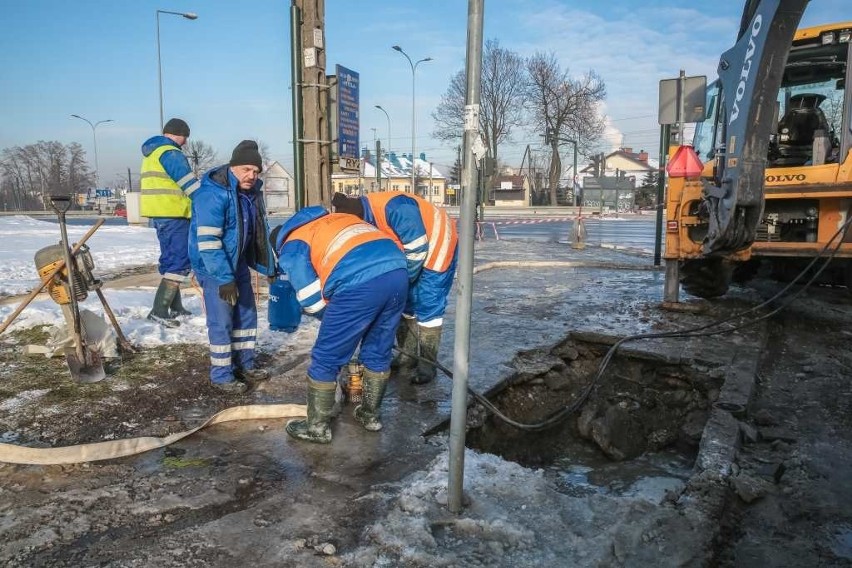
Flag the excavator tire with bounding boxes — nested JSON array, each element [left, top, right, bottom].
[[680, 258, 734, 299]]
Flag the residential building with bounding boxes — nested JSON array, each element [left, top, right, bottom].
[[489, 174, 530, 207], [331, 151, 448, 205], [578, 148, 656, 210], [262, 161, 295, 215]]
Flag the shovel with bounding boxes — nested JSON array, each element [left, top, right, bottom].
[[49, 195, 106, 383]]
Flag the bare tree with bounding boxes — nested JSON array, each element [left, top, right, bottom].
[[183, 139, 219, 176], [256, 140, 272, 169], [526, 52, 606, 205], [432, 39, 526, 164], [0, 141, 93, 210]]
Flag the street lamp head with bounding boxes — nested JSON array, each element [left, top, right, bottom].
[[375, 105, 383, 110], [392, 45, 402, 52], [423, 57, 433, 62], [182, 12, 198, 20], [70, 114, 83, 120]]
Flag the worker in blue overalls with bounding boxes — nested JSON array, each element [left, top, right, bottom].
[[189, 140, 276, 394]]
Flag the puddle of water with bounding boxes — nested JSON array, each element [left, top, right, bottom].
[[828, 523, 852, 560], [549, 446, 692, 502], [1, 431, 20, 443]]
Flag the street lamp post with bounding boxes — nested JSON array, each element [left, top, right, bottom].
[[374, 105, 391, 153], [156, 9, 198, 131], [392, 45, 431, 195], [375, 105, 392, 190], [70, 114, 113, 186]]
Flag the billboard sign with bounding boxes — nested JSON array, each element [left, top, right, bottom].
[[336, 64, 360, 171]]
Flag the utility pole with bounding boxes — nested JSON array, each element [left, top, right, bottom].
[[292, 0, 331, 208]]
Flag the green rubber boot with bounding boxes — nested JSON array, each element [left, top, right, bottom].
[[414, 325, 442, 385], [354, 369, 390, 432], [393, 317, 419, 381], [147, 279, 181, 328], [286, 378, 336, 444], [169, 285, 192, 317]]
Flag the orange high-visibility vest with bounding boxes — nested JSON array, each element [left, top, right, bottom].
[[287, 213, 387, 292], [365, 192, 458, 273]]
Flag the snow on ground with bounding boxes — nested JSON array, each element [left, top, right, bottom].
[[0, 215, 160, 296], [0, 215, 319, 356]]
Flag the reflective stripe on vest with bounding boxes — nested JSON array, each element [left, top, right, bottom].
[[366, 193, 458, 273], [287, 213, 387, 294], [140, 144, 191, 218]]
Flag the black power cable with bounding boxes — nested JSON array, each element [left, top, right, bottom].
[[400, 208, 852, 432]]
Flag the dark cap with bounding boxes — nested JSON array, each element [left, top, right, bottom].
[[331, 192, 364, 218], [229, 140, 263, 170], [163, 118, 190, 137]]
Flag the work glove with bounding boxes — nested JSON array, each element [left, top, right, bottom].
[[219, 281, 239, 306]]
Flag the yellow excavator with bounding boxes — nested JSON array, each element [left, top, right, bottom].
[[664, 0, 852, 298]]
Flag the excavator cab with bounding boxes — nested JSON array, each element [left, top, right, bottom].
[[772, 93, 831, 167]]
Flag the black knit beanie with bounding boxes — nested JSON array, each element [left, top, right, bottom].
[[163, 118, 190, 137], [229, 140, 263, 170], [331, 192, 364, 218]]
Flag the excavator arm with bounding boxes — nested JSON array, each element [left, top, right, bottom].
[[702, 0, 809, 254]]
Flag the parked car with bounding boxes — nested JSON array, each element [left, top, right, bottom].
[[113, 205, 127, 218]]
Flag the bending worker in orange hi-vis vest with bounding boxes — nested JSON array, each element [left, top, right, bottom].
[[271, 206, 408, 444], [332, 191, 458, 385]]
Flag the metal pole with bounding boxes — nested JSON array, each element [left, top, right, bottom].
[[71, 115, 112, 187], [570, 139, 578, 206], [156, 11, 164, 131], [392, 47, 431, 194], [376, 139, 382, 192], [677, 70, 686, 147], [290, 2, 305, 211], [375, 104, 391, 155], [156, 10, 198, 132], [410, 61, 416, 194], [653, 124, 670, 266], [448, 0, 483, 515]]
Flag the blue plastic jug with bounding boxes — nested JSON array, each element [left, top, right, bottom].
[[268, 276, 301, 332]]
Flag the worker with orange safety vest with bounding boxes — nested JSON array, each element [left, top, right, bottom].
[[331, 191, 458, 385], [270, 206, 408, 444]]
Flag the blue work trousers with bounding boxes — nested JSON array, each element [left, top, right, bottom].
[[198, 262, 257, 384], [153, 218, 191, 280], [309, 268, 408, 382]]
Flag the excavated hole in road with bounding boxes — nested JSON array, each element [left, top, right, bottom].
[[464, 334, 725, 499]]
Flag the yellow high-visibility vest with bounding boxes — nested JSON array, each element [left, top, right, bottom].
[[140, 144, 192, 218]]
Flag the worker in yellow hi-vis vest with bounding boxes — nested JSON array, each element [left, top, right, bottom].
[[139, 118, 200, 327]]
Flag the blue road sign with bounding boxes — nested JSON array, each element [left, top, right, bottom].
[[336, 64, 359, 169]]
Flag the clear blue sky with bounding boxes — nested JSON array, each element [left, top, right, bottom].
[[0, 0, 847, 187]]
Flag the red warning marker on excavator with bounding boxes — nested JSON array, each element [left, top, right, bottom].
[[666, 145, 704, 178]]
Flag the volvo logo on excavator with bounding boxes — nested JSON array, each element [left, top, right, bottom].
[[729, 15, 763, 125], [765, 174, 807, 182]]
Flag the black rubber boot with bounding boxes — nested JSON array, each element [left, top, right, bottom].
[[286, 378, 336, 444], [169, 286, 192, 317], [354, 369, 390, 432], [147, 279, 181, 328], [413, 325, 442, 385], [393, 317, 419, 381]]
